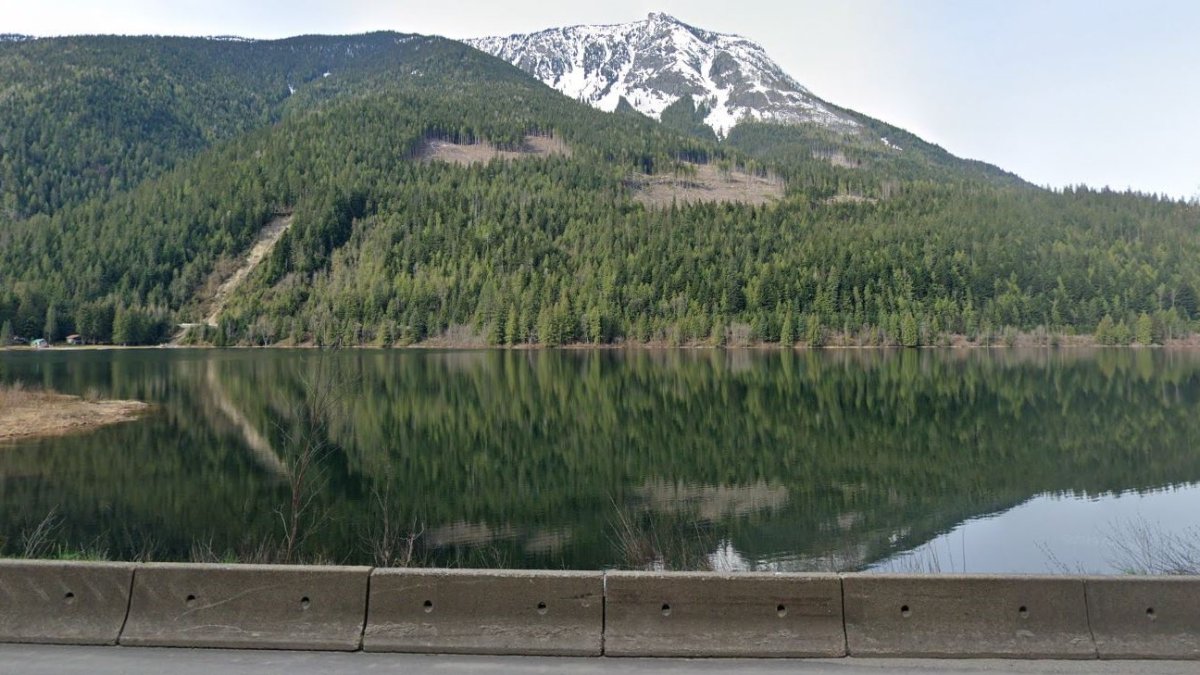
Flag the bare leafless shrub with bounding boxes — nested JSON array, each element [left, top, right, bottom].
[[362, 486, 425, 568], [608, 498, 717, 571], [271, 368, 355, 563], [727, 323, 753, 347], [189, 536, 223, 564], [609, 500, 658, 569], [20, 508, 63, 559], [1106, 517, 1200, 575], [439, 323, 488, 346]]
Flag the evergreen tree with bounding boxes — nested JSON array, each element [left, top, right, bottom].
[[1135, 312, 1154, 345], [1095, 315, 1116, 345], [112, 307, 133, 346], [779, 308, 795, 346], [43, 305, 58, 342], [900, 313, 920, 348], [710, 318, 727, 347], [504, 307, 521, 346], [805, 315, 824, 348], [1112, 320, 1132, 346]]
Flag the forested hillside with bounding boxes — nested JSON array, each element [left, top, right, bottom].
[[0, 32, 1197, 348]]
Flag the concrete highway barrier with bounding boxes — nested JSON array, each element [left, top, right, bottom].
[[119, 563, 370, 650], [603, 572, 845, 657], [843, 575, 1095, 659], [364, 569, 603, 655], [0, 560, 133, 645], [1086, 577, 1200, 660], [1, 559, 1197, 659]]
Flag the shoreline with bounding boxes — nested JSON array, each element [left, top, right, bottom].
[[0, 387, 150, 444], [4, 338, 1200, 352]]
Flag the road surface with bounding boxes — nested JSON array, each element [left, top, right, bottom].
[[0, 646, 1195, 675]]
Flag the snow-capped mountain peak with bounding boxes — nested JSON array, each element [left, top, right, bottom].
[[468, 12, 857, 136]]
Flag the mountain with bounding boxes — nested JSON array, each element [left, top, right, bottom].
[[0, 32, 538, 219], [469, 12, 857, 137], [468, 12, 1021, 185], [0, 24, 1196, 578], [0, 30, 1196, 351]]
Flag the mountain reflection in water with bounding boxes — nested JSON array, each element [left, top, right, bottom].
[[1, 348, 1198, 572]]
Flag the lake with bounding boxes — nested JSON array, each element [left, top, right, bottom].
[[1, 348, 1198, 573]]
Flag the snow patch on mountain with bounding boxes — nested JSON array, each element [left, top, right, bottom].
[[203, 35, 257, 43], [469, 12, 858, 136]]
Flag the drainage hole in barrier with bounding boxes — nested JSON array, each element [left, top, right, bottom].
[[300, 596, 311, 610], [1018, 606, 1029, 619], [661, 603, 672, 617], [536, 601, 548, 615], [1146, 607, 1156, 620], [900, 605, 911, 618], [423, 600, 434, 613], [186, 594, 197, 608], [64, 592, 76, 605], [776, 604, 787, 618]]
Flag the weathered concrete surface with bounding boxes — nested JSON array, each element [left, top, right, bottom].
[[1085, 577, 1200, 659], [0, 560, 133, 645], [8, 646, 1200, 675], [604, 572, 845, 657], [9, 646, 1200, 675], [120, 563, 369, 650], [843, 575, 1095, 659], [364, 569, 603, 655]]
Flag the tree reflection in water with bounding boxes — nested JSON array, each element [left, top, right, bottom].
[[1, 347, 1198, 571]]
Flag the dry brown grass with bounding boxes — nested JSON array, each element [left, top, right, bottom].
[[629, 162, 784, 208], [0, 383, 149, 443], [418, 134, 571, 166], [0, 381, 27, 408]]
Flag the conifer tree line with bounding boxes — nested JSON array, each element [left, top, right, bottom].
[[1, 33, 1197, 347]]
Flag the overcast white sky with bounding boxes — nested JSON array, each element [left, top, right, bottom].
[[5, 0, 1198, 199]]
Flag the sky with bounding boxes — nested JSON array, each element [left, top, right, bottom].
[[5, 0, 1198, 199]]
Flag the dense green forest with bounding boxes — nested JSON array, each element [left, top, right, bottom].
[[1, 33, 1197, 347]]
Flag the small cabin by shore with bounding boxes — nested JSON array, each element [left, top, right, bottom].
[[66, 334, 82, 345]]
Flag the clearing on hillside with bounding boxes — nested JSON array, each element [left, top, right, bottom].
[[629, 162, 785, 208], [825, 194, 878, 205], [418, 134, 571, 166], [201, 214, 294, 327], [814, 150, 862, 169]]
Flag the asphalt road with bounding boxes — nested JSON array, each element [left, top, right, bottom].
[[0, 646, 1196, 675]]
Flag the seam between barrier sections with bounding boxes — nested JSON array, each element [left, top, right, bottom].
[[115, 565, 136, 646], [357, 567, 375, 652], [600, 571, 607, 656], [840, 571, 849, 658], [1081, 579, 1098, 659]]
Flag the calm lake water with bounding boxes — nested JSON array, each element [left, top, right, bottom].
[[1, 348, 1198, 573]]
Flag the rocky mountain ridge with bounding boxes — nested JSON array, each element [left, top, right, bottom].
[[469, 12, 858, 136]]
